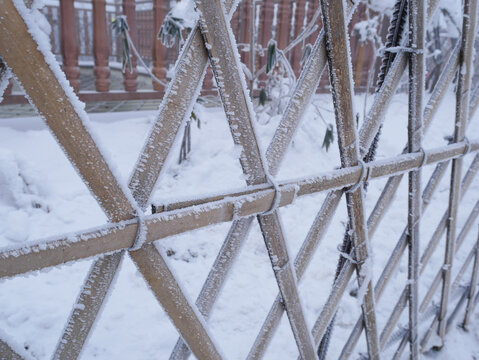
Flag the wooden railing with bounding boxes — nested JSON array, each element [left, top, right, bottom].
[[1, 0, 479, 359], [1, 0, 387, 105]]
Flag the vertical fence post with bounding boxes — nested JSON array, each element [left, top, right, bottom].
[[463, 224, 479, 328], [319, 0, 381, 357], [261, 1, 273, 48], [278, 0, 291, 50], [60, 0, 80, 92], [122, 0, 138, 91], [92, 0, 110, 92], [437, 0, 478, 343], [152, 0, 167, 91], [240, 0, 251, 65], [407, 0, 425, 357], [291, 0, 305, 75], [249, 0, 256, 97]]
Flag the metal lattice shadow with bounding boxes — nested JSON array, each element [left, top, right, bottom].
[[0, 0, 479, 359]]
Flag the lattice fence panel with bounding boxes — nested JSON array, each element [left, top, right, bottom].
[[0, 0, 478, 359]]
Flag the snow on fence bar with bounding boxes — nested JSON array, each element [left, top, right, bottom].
[[0, 0, 479, 359]]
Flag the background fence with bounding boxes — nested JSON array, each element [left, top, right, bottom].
[[1, 0, 392, 105]]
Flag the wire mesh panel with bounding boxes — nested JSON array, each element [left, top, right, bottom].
[[0, 0, 478, 359]]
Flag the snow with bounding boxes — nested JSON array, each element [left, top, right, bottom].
[[169, 0, 199, 29], [0, 89, 478, 359]]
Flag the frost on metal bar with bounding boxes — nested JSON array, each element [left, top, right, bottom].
[[248, 12, 464, 358], [194, 0, 317, 358], [437, 0, 478, 342], [319, 0, 380, 358], [130, 244, 223, 360], [266, 0, 357, 176], [1, 0, 479, 357], [0, 337, 26, 360], [169, 217, 253, 360], [463, 225, 479, 328], [1, 142, 478, 280], [0, 1, 225, 359], [0, 1, 141, 357], [341, 153, 479, 359], [129, 0, 237, 210], [407, 0, 426, 357]]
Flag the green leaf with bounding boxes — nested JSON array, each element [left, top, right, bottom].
[[191, 110, 200, 129], [300, 43, 312, 64], [259, 88, 267, 106], [158, 14, 184, 48], [322, 124, 334, 152], [266, 39, 277, 74], [111, 16, 132, 73]]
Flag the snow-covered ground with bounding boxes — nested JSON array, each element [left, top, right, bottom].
[[0, 90, 478, 359]]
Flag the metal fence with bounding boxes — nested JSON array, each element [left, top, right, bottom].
[[0, 0, 479, 359]]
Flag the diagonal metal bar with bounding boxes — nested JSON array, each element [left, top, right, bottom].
[[391, 211, 479, 358], [266, 0, 357, 175], [0, 2, 225, 359], [407, 0, 426, 357], [56, 1, 243, 357], [0, 0, 136, 223], [358, 0, 440, 155], [249, 24, 464, 359], [419, 200, 479, 316], [0, 337, 26, 360], [341, 153, 479, 359], [380, 199, 479, 354], [168, 217, 253, 360], [390, 226, 479, 359], [129, 244, 223, 360], [194, 1, 318, 358], [337, 35, 478, 357], [463, 224, 479, 328], [129, 0, 237, 210], [179, 0, 442, 356], [319, 0, 380, 357], [0, 2, 145, 358], [395, 201, 479, 358], [382, 174, 479, 354], [437, 0, 478, 342]]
